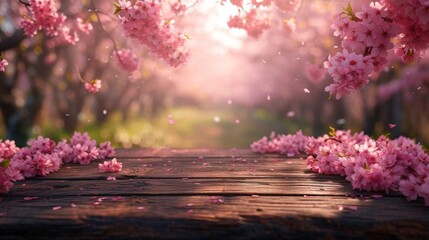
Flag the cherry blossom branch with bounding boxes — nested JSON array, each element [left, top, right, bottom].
[[89, 0, 122, 62], [18, 0, 31, 11], [18, 0, 30, 7]]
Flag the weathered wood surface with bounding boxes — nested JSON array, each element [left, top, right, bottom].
[[1, 149, 428, 239]]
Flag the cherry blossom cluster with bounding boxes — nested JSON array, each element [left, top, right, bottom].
[[227, 9, 271, 39], [250, 130, 308, 157], [381, 0, 429, 63], [114, 49, 140, 72], [222, 0, 301, 38], [0, 132, 115, 193], [0, 58, 8, 72], [0, 140, 21, 193], [76, 18, 93, 35], [325, 1, 429, 99], [57, 132, 115, 165], [84, 79, 102, 93], [324, 49, 374, 99], [170, 0, 187, 15], [99, 158, 123, 173], [251, 129, 429, 206], [326, 2, 396, 99], [20, 0, 92, 45], [378, 64, 429, 102], [115, 0, 189, 67]]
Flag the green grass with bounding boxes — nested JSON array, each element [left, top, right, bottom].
[[82, 107, 306, 148], [2, 107, 306, 148]]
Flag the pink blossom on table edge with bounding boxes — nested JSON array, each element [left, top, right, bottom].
[[99, 158, 122, 173], [251, 129, 429, 206], [0, 132, 115, 193]]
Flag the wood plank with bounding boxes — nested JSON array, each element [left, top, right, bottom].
[[115, 148, 283, 158], [0, 196, 428, 239], [2, 148, 427, 239], [3, 177, 399, 197], [37, 156, 310, 179]]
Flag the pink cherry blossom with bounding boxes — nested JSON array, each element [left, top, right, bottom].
[[282, 18, 296, 34], [273, 0, 301, 12], [227, 9, 271, 39], [170, 0, 187, 15], [76, 18, 93, 34], [21, 0, 67, 37], [0, 59, 8, 72], [115, 0, 189, 67], [84, 79, 102, 93], [20, 0, 81, 45], [114, 49, 140, 72], [99, 158, 122, 173], [252, 128, 429, 206], [324, 50, 373, 99], [0, 132, 115, 193], [98, 142, 116, 159], [325, 1, 427, 99]]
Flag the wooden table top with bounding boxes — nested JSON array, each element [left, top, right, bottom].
[[1, 148, 428, 239]]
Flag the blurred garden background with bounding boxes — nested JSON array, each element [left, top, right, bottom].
[[0, 0, 428, 148]]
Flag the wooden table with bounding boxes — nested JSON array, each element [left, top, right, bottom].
[[1, 148, 428, 239]]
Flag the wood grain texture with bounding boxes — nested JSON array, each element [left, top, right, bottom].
[[0, 148, 428, 239], [32, 156, 311, 179], [115, 148, 281, 158]]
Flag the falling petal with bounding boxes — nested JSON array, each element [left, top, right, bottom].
[[348, 206, 358, 211], [336, 119, 346, 125], [52, 206, 62, 211], [304, 88, 310, 93], [287, 111, 295, 117], [24, 197, 39, 201], [388, 124, 396, 129], [112, 196, 125, 201]]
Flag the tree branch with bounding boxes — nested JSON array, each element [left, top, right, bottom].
[[0, 30, 25, 52]]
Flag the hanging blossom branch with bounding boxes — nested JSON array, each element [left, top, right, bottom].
[[3, 0, 93, 73], [324, 1, 429, 100], [114, 0, 190, 67], [170, 0, 200, 16], [222, 0, 303, 38], [18, 0, 31, 10], [20, 0, 80, 44], [90, 0, 140, 73]]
